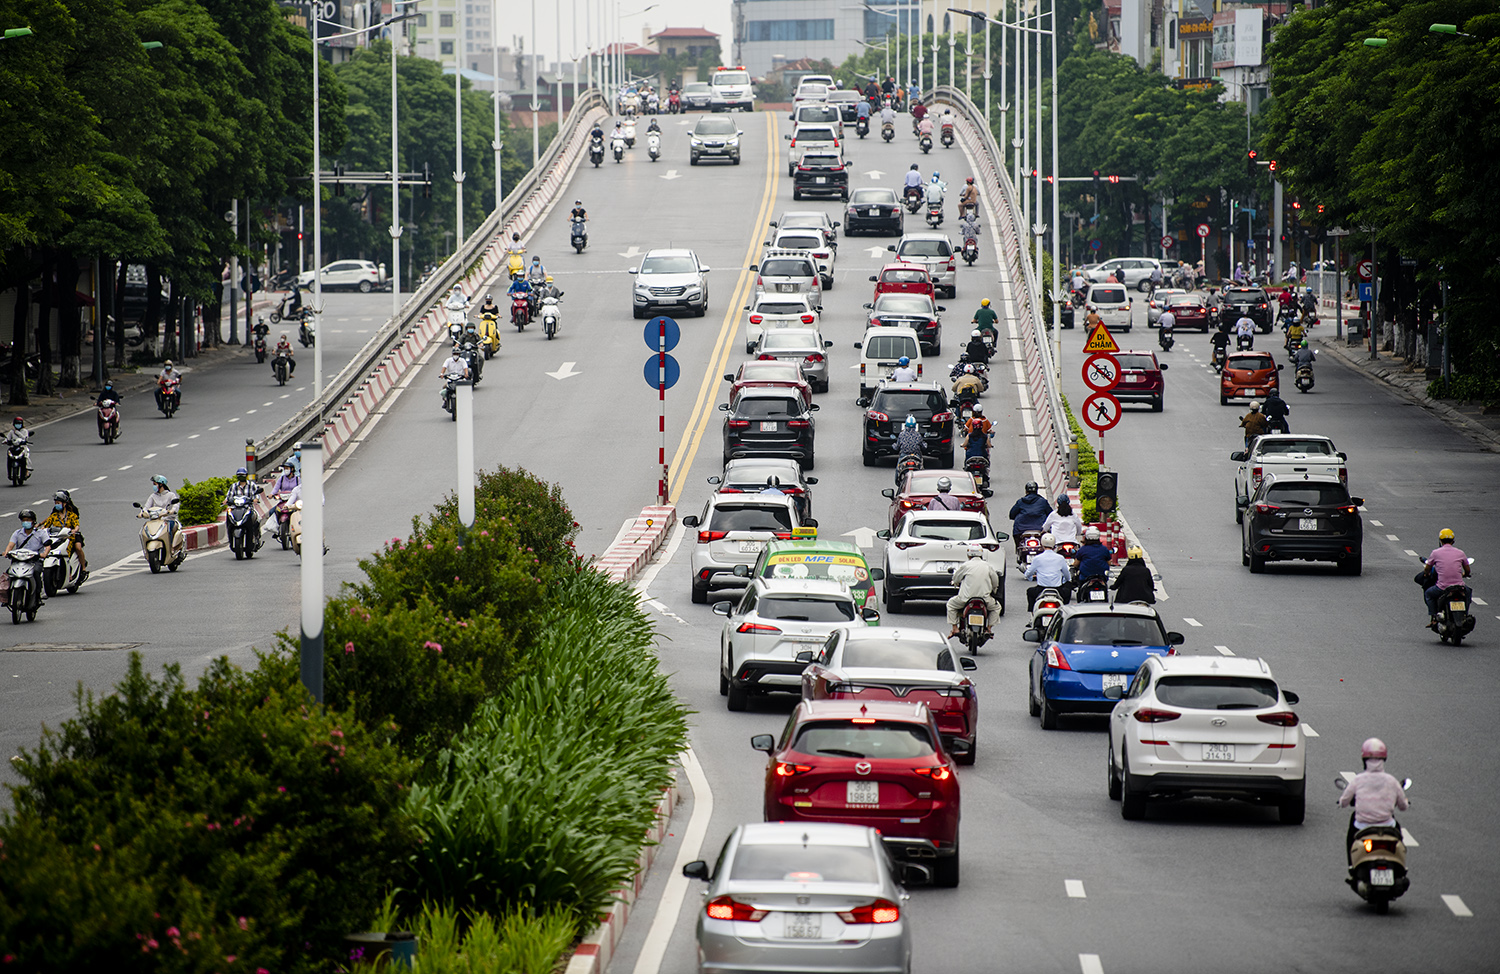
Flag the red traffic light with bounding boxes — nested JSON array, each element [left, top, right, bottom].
[[1316, 204, 1325, 214], [1268, 159, 1278, 173], [1291, 200, 1301, 210], [1247, 149, 1257, 160], [1106, 175, 1120, 184]]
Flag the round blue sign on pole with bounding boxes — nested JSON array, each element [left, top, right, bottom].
[[644, 316, 681, 353], [1090, 239, 1102, 251], [644, 353, 681, 390]]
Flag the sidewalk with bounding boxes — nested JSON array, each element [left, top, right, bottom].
[[1314, 333, 1500, 453]]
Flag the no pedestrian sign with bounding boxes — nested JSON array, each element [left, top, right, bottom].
[[1082, 321, 1119, 354], [1082, 392, 1122, 433]]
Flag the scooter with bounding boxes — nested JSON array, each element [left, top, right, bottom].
[[1211, 344, 1228, 372], [460, 339, 484, 386], [9, 440, 33, 486], [957, 595, 994, 654], [894, 453, 923, 488], [881, 120, 895, 142], [647, 131, 661, 161], [1016, 530, 1043, 571], [1030, 587, 1065, 632], [622, 120, 636, 148], [478, 312, 501, 358], [925, 201, 943, 228], [1425, 550, 1476, 643], [963, 452, 990, 492], [269, 292, 303, 324], [271, 494, 295, 549], [855, 117, 869, 139], [919, 133, 933, 154], [1336, 776, 1413, 914], [506, 248, 526, 280], [252, 319, 270, 363], [225, 494, 262, 561], [961, 233, 979, 266], [1295, 363, 1315, 392], [570, 218, 588, 253], [940, 124, 955, 148], [1236, 332, 1254, 351], [541, 295, 561, 340], [510, 293, 530, 331], [272, 350, 291, 386], [1074, 575, 1110, 604], [903, 185, 924, 214], [5, 549, 43, 623], [289, 501, 305, 556], [1158, 324, 1174, 352], [132, 501, 185, 573], [96, 399, 120, 444], [440, 377, 458, 421], [1055, 540, 1081, 577], [612, 135, 626, 162], [156, 376, 180, 418], [589, 135, 605, 167], [298, 320, 315, 348], [41, 526, 83, 596], [667, 90, 681, 114]]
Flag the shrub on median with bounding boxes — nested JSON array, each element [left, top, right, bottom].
[[177, 476, 233, 526]]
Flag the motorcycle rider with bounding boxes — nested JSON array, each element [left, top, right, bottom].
[[759, 476, 785, 496], [972, 298, 999, 345], [646, 115, 661, 134], [285, 280, 304, 318], [39, 490, 87, 577], [1262, 388, 1291, 433], [1043, 493, 1084, 545], [570, 200, 588, 223], [273, 333, 297, 375], [1209, 323, 1231, 366], [1337, 738, 1409, 864], [1235, 312, 1256, 349], [1008, 481, 1054, 553], [477, 292, 501, 320], [1023, 533, 1073, 610], [155, 360, 181, 413], [952, 364, 985, 400], [937, 105, 956, 132], [1422, 528, 1472, 627], [1082, 307, 1103, 332], [1239, 402, 1269, 449], [1075, 526, 1111, 582], [926, 171, 947, 205], [889, 355, 918, 382], [894, 415, 924, 468], [964, 329, 991, 365], [926, 476, 964, 511], [1293, 340, 1317, 372], [856, 98, 871, 125], [958, 177, 980, 220], [903, 163, 923, 193], [916, 113, 934, 141], [1284, 315, 1306, 349], [507, 274, 533, 320], [1111, 546, 1155, 604], [910, 100, 927, 124], [445, 284, 470, 325], [142, 474, 181, 543], [946, 547, 1000, 638], [0, 510, 52, 607], [1156, 307, 1175, 347], [95, 382, 119, 406], [5, 417, 33, 475], [440, 348, 471, 385], [269, 463, 299, 544], [1300, 285, 1318, 318], [962, 404, 992, 462]]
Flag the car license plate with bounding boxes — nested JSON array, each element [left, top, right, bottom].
[[1101, 674, 1128, 691], [1202, 743, 1235, 762], [935, 561, 960, 571], [785, 912, 822, 938], [1122, 374, 1141, 383], [867, 208, 880, 216], [1450, 600, 1467, 612], [1297, 518, 1319, 531], [738, 540, 765, 553], [846, 780, 879, 805], [778, 283, 797, 292], [1369, 867, 1395, 887], [760, 421, 779, 432], [816, 176, 827, 184]]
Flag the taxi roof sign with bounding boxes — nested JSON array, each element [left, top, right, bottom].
[[1082, 321, 1120, 353], [792, 526, 818, 539]]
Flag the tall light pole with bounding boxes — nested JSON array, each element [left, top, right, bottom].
[[454, 0, 466, 250], [531, 0, 540, 168], [492, 0, 503, 215], [388, 3, 420, 319]]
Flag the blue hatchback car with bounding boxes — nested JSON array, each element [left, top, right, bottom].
[[1024, 603, 1185, 729]]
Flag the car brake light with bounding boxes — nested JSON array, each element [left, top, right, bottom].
[[706, 895, 768, 922], [804, 353, 824, 364], [1338, 504, 1357, 514], [789, 138, 796, 147], [832, 138, 840, 147], [979, 542, 999, 551], [773, 531, 794, 540], [936, 686, 970, 698], [775, 761, 812, 776], [1256, 711, 1300, 727], [893, 540, 922, 549], [749, 314, 764, 324], [1339, 469, 1348, 486], [838, 899, 901, 924], [1132, 708, 1181, 723], [797, 166, 811, 172], [800, 313, 817, 324], [913, 765, 952, 780], [738, 621, 782, 636], [755, 275, 763, 287], [814, 252, 829, 259], [758, 353, 776, 361], [718, 487, 743, 493], [932, 411, 952, 423], [698, 530, 727, 543], [727, 419, 750, 429], [1253, 502, 1279, 514], [866, 409, 890, 421], [947, 259, 956, 271], [1251, 465, 1263, 485], [1044, 646, 1072, 670], [787, 419, 811, 428]]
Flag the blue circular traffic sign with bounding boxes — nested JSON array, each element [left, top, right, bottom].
[[1090, 239, 1102, 251], [644, 352, 681, 391], [644, 316, 681, 353]]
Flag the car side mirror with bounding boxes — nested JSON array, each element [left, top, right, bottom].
[[1230, 451, 1248, 462], [876, 529, 891, 539], [803, 517, 818, 528], [856, 397, 871, 407], [682, 860, 710, 881], [723, 373, 734, 382], [861, 607, 881, 622], [682, 515, 700, 527], [1021, 628, 1041, 643], [853, 342, 862, 349], [783, 134, 792, 140], [824, 340, 833, 348], [751, 734, 775, 752], [947, 739, 972, 756], [869, 276, 877, 282], [712, 601, 733, 616], [862, 303, 873, 309], [832, 221, 841, 227], [744, 305, 751, 311], [959, 656, 977, 671], [1350, 497, 1364, 507], [980, 488, 994, 498], [881, 489, 896, 499], [718, 402, 730, 411], [627, 267, 638, 274], [995, 531, 1010, 542], [805, 476, 819, 485], [762, 241, 770, 248], [707, 476, 722, 485], [808, 403, 821, 411], [1338, 452, 1348, 461], [1277, 363, 1284, 370], [768, 221, 778, 228], [795, 650, 815, 663], [702, 267, 711, 273], [867, 567, 885, 581], [1167, 632, 1185, 645], [937, 306, 947, 313], [900, 862, 932, 886], [749, 264, 757, 272], [845, 162, 854, 169], [1160, 363, 1168, 370], [1103, 685, 1124, 700], [732, 564, 750, 577], [1283, 690, 1300, 705], [887, 245, 897, 252]]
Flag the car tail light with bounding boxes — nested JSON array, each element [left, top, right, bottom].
[[860, 363, 867, 375], [697, 530, 728, 543], [947, 259, 956, 271], [832, 138, 840, 147], [893, 540, 923, 549], [979, 542, 999, 551], [1253, 502, 1280, 514], [706, 896, 768, 922], [1339, 469, 1348, 486], [838, 899, 900, 925], [932, 411, 952, 423], [1251, 465, 1263, 486], [738, 621, 782, 635], [801, 314, 816, 324], [866, 409, 890, 422], [913, 765, 952, 780], [749, 314, 764, 324], [825, 681, 858, 693], [727, 419, 750, 429], [1139, 738, 1170, 746], [814, 252, 829, 260], [718, 487, 743, 493], [1256, 711, 1300, 727], [758, 353, 776, 361], [755, 275, 763, 287], [797, 165, 811, 172], [787, 419, 811, 428], [936, 686, 971, 698], [789, 138, 797, 147], [775, 761, 812, 776], [773, 531, 794, 540], [1044, 645, 1072, 670], [1338, 504, 1357, 514], [804, 353, 824, 365], [1132, 708, 1181, 723]]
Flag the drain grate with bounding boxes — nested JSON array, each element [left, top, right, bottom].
[[1, 642, 145, 653]]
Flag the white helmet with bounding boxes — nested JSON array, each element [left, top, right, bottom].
[[1041, 533, 1056, 548]]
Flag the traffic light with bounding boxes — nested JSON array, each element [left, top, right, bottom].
[[1096, 471, 1118, 516], [1316, 203, 1325, 215], [1093, 169, 1101, 195], [334, 162, 344, 197], [422, 162, 432, 199], [1268, 159, 1278, 174], [1246, 149, 1257, 177]]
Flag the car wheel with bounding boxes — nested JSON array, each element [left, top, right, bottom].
[[733, 155, 741, 165], [1235, 500, 1244, 525], [1137, 279, 1152, 293], [815, 380, 828, 394], [1220, 395, 1230, 405], [883, 582, 904, 613], [793, 188, 803, 200], [359, 280, 373, 293], [690, 156, 699, 166], [691, 577, 709, 604], [633, 307, 648, 319], [862, 449, 877, 467], [803, 450, 814, 471], [1039, 690, 1060, 730], [1242, 539, 1250, 566], [1026, 661, 1041, 716], [1279, 781, 1307, 824], [1107, 740, 1123, 800], [727, 680, 749, 712], [1120, 753, 1147, 820], [1249, 549, 1266, 574], [1343, 553, 1363, 576], [955, 737, 976, 766], [1151, 395, 1163, 413], [931, 846, 960, 888], [822, 275, 833, 292], [719, 651, 730, 696]]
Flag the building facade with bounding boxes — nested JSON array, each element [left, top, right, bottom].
[[732, 0, 917, 79]]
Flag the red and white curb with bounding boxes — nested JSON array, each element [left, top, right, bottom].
[[594, 506, 676, 584], [180, 494, 279, 552]]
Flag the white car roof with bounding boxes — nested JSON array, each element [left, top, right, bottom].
[[753, 292, 815, 310], [644, 248, 699, 259], [1151, 655, 1273, 678], [842, 626, 948, 648], [861, 325, 921, 339], [900, 510, 990, 525], [738, 821, 874, 847], [750, 577, 855, 598], [708, 494, 798, 510], [900, 231, 952, 242]]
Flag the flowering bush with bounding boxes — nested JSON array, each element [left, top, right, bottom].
[[432, 465, 582, 574]]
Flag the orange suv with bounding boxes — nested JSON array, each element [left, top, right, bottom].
[[1220, 351, 1282, 405]]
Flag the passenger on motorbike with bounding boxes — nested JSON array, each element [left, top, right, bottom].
[[5, 418, 32, 474], [910, 101, 927, 124], [894, 415, 924, 464], [39, 491, 86, 576], [143, 475, 181, 543], [1075, 526, 1111, 581], [972, 298, 999, 344], [1111, 547, 1155, 604], [1422, 528, 1472, 626], [273, 334, 296, 375], [1043, 494, 1083, 545], [962, 406, 992, 459], [952, 365, 984, 400], [926, 477, 964, 511], [964, 330, 991, 365], [946, 548, 1000, 637], [1285, 319, 1306, 348], [1337, 738, 1409, 863], [0, 511, 51, 607], [155, 362, 181, 412], [1023, 534, 1073, 610], [1262, 389, 1290, 433], [889, 356, 918, 382], [1239, 402, 1269, 449], [958, 177, 979, 217], [1008, 481, 1053, 549]]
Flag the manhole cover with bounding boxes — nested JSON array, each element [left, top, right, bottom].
[[0, 642, 144, 653]]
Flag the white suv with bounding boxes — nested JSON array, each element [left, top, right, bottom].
[[1106, 655, 1307, 823], [877, 511, 1008, 613], [297, 259, 386, 292], [785, 125, 841, 176], [682, 494, 812, 603], [629, 249, 711, 319], [767, 226, 837, 291], [714, 577, 877, 711], [1085, 257, 1163, 292]]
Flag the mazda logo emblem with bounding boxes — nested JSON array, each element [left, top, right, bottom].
[[855, 761, 872, 775], [1211, 718, 1227, 727], [797, 895, 811, 905]]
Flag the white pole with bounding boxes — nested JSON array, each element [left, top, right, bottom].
[[298, 440, 324, 703], [531, 0, 540, 168], [1034, 8, 1042, 282], [555, 0, 562, 113], [456, 380, 475, 525], [1050, 0, 1061, 378], [312, 35, 324, 399], [964, 16, 971, 100], [1017, 8, 1026, 225], [455, 0, 466, 250], [948, 16, 955, 97], [229, 199, 239, 343], [492, 0, 503, 210], [391, 37, 402, 317]]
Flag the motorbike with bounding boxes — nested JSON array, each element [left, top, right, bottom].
[[132, 501, 184, 573], [225, 494, 262, 560], [289, 501, 305, 556], [571, 217, 588, 254], [1337, 776, 1413, 914], [667, 91, 681, 114], [1235, 332, 1254, 351], [855, 117, 869, 139], [541, 296, 561, 340], [612, 135, 626, 162], [41, 526, 83, 596], [961, 233, 979, 266], [271, 494, 295, 549], [272, 350, 291, 386], [925, 201, 943, 228], [647, 131, 661, 161], [958, 596, 994, 654], [460, 339, 484, 386], [894, 452, 923, 488], [1158, 324, 1174, 352], [506, 249, 526, 280], [478, 312, 501, 358], [5, 549, 43, 623], [156, 376, 181, 418], [1211, 344, 1228, 372], [252, 320, 270, 363], [440, 377, 459, 421], [511, 293, 530, 331], [919, 133, 933, 154], [7, 441, 29, 486], [1030, 587, 1066, 632], [1422, 549, 1476, 644], [1075, 575, 1110, 604], [1295, 363, 1315, 392], [940, 124, 955, 148], [298, 319, 315, 348], [1055, 541, 1081, 577], [1016, 530, 1043, 571], [881, 120, 895, 142], [589, 135, 605, 167], [96, 399, 120, 444], [269, 292, 303, 324], [903, 185, 924, 214], [963, 452, 990, 492], [622, 120, 636, 148]]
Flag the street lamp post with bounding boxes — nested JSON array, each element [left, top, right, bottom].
[[454, 0, 466, 250], [492, 0, 503, 219], [387, 3, 420, 321], [531, 0, 540, 169]]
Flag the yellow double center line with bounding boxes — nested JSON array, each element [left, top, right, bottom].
[[666, 111, 781, 505]]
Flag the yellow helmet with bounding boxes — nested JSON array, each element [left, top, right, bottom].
[[980, 298, 991, 306], [1127, 546, 1144, 560], [1439, 528, 1455, 543], [545, 275, 554, 283]]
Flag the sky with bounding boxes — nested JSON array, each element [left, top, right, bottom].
[[494, 0, 733, 63]]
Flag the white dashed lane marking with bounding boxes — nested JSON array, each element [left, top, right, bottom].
[[1402, 828, 1419, 848], [1386, 534, 1400, 541], [229, 418, 239, 423], [1370, 520, 1383, 526], [118, 465, 132, 471], [262, 402, 273, 406], [188, 434, 199, 439], [1213, 645, 1234, 656], [209, 425, 220, 430], [1080, 955, 1105, 974], [1404, 549, 1419, 557], [142, 453, 156, 459], [1472, 596, 1488, 606], [246, 409, 257, 414], [167, 442, 178, 448], [1442, 895, 1472, 917], [1183, 618, 1203, 627], [92, 476, 106, 482], [1065, 880, 1086, 898]]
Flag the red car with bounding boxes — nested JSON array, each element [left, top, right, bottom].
[[801, 626, 980, 764], [881, 469, 988, 531], [1113, 350, 1169, 412], [1164, 293, 1214, 331], [868, 262, 937, 303], [724, 359, 813, 409], [752, 699, 965, 887], [1220, 351, 1282, 405]]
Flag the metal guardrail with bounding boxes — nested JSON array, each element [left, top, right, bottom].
[[250, 88, 607, 475]]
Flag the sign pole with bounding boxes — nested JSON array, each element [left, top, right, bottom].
[[658, 320, 667, 505], [298, 440, 324, 706], [456, 380, 475, 526]]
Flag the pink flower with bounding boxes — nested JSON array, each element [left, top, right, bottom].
[[344, 641, 355, 654], [147, 939, 159, 949], [92, 843, 101, 852], [277, 786, 287, 793], [226, 956, 237, 964], [238, 916, 248, 931], [424, 543, 434, 550], [165, 927, 180, 938], [424, 641, 443, 653]]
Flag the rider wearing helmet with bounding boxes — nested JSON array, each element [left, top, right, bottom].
[[1293, 339, 1317, 370], [926, 476, 964, 511], [760, 476, 785, 496], [1008, 481, 1054, 553], [926, 171, 947, 205], [38, 489, 87, 576], [959, 176, 980, 218], [1044, 493, 1084, 545], [1337, 738, 1409, 862], [570, 200, 587, 221], [1023, 531, 1073, 609], [946, 546, 1001, 637], [962, 402, 992, 464], [1076, 525, 1110, 580], [952, 363, 984, 399], [971, 296, 999, 344], [1112, 545, 1155, 604], [964, 328, 991, 365], [0, 509, 53, 605], [894, 414, 925, 469], [4, 416, 32, 474], [889, 355, 918, 382], [143, 474, 182, 541], [1421, 528, 1471, 626]]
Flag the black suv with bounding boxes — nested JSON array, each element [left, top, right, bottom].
[[721, 391, 819, 469], [1221, 287, 1273, 333], [855, 382, 955, 467], [793, 153, 851, 202], [1242, 474, 1364, 575]]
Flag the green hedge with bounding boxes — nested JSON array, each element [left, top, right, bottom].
[[178, 476, 233, 526], [1427, 373, 1500, 404]]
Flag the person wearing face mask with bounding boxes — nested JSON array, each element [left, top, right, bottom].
[[38, 490, 87, 578], [142, 475, 182, 543], [5, 417, 33, 475], [0, 510, 52, 606]]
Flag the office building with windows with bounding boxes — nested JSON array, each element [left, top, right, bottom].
[[732, 0, 917, 79]]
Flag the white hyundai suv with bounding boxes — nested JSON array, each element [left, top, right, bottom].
[[683, 494, 813, 603], [1106, 655, 1307, 823]]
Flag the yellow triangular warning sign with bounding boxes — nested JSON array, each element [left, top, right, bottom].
[[1082, 321, 1119, 353]]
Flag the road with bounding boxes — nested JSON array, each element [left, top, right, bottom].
[[1, 107, 1495, 970]]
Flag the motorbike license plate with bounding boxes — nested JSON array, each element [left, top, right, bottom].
[[785, 913, 822, 939], [1450, 600, 1468, 612], [1202, 743, 1235, 762], [1297, 518, 1319, 531], [777, 284, 797, 292], [846, 780, 879, 805], [738, 541, 766, 553], [967, 613, 986, 627], [760, 421, 779, 432], [1101, 674, 1128, 691], [1369, 867, 1396, 887], [815, 176, 827, 184], [1088, 589, 1107, 601]]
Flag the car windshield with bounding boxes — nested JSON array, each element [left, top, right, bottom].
[[1153, 291, 1185, 303], [726, 460, 797, 486], [898, 240, 952, 258], [874, 390, 946, 417], [735, 397, 802, 419], [1092, 287, 1127, 303], [728, 843, 878, 884], [740, 363, 803, 382], [640, 256, 699, 274], [1264, 483, 1350, 506], [851, 189, 896, 204], [906, 471, 971, 493], [1154, 676, 1281, 710], [828, 91, 859, 103], [881, 268, 928, 284], [757, 596, 855, 622], [862, 334, 918, 359], [874, 296, 933, 314], [761, 331, 819, 352], [1061, 615, 1167, 646], [842, 639, 941, 670], [1257, 438, 1333, 455], [755, 302, 809, 316], [684, 84, 711, 94], [713, 71, 750, 85], [695, 117, 737, 135], [907, 519, 987, 541], [1116, 354, 1157, 371], [790, 720, 936, 759], [708, 505, 793, 532], [798, 84, 829, 98], [778, 235, 824, 250], [1227, 290, 1267, 303], [796, 128, 837, 142], [1170, 295, 1206, 308], [1232, 355, 1275, 371], [761, 259, 815, 277], [766, 554, 867, 585]]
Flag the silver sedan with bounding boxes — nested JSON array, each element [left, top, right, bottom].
[[683, 821, 915, 974]]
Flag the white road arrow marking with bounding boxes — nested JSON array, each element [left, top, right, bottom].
[[842, 526, 879, 548], [546, 362, 581, 380], [864, 169, 886, 180], [659, 169, 682, 180], [617, 246, 644, 259], [865, 246, 888, 258]]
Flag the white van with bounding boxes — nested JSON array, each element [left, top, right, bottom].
[[853, 326, 924, 397], [1084, 282, 1134, 332]]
